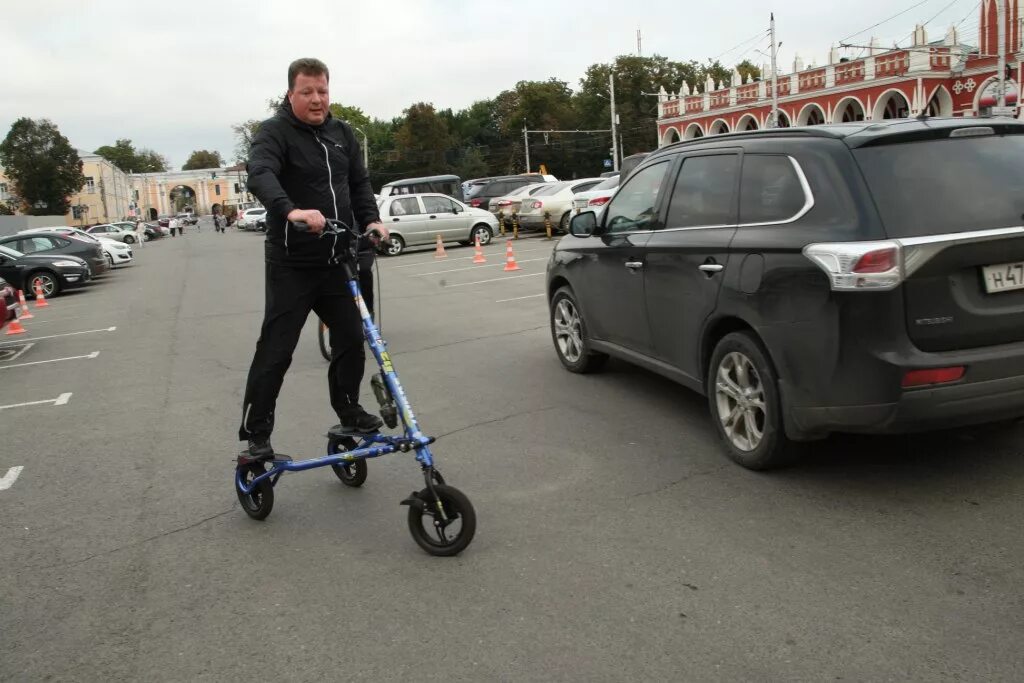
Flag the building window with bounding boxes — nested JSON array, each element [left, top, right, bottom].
[[0, 182, 7, 199], [85, 177, 95, 193], [234, 183, 241, 194], [215, 184, 221, 196]]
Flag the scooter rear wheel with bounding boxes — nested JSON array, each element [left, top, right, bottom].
[[407, 484, 476, 556], [236, 462, 274, 520], [329, 436, 368, 487]]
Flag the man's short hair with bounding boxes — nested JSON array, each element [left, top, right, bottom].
[[288, 58, 330, 91]]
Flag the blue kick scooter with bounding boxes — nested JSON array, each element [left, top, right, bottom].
[[234, 219, 476, 556]]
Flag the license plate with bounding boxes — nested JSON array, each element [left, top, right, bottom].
[[982, 261, 1024, 293]]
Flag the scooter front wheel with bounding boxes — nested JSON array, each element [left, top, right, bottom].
[[406, 484, 476, 556], [329, 436, 367, 487], [236, 462, 274, 520]]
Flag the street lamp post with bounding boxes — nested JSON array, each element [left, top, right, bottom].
[[351, 125, 369, 169]]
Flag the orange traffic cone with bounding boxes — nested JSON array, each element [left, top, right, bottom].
[[16, 290, 33, 320], [5, 317, 26, 336], [503, 240, 521, 272], [33, 281, 50, 308], [434, 234, 448, 259], [472, 235, 486, 264]]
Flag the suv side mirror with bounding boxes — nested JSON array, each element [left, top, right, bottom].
[[569, 211, 598, 237]]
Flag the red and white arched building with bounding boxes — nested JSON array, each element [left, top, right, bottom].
[[657, 0, 1023, 145]]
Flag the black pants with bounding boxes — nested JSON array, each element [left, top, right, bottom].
[[238, 262, 366, 441]]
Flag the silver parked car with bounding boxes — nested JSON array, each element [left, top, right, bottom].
[[377, 193, 500, 256]]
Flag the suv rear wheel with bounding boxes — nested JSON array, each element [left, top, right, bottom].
[[550, 287, 607, 373], [707, 331, 799, 470]]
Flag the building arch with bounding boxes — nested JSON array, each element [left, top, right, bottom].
[[872, 88, 911, 120], [661, 126, 681, 147], [797, 103, 826, 126], [926, 85, 954, 117], [709, 118, 731, 135], [833, 96, 867, 123], [684, 122, 705, 140], [737, 114, 759, 131]]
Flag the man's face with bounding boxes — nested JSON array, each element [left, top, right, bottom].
[[288, 72, 329, 126]]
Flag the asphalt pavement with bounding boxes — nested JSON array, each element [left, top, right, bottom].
[[2, 218, 1023, 681]]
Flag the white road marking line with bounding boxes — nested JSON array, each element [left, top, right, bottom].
[[29, 315, 88, 324], [0, 392, 73, 411], [0, 326, 116, 346], [388, 246, 551, 268], [414, 258, 548, 277], [444, 273, 545, 287], [0, 466, 23, 491], [0, 342, 34, 362], [496, 293, 546, 303], [0, 351, 99, 370]]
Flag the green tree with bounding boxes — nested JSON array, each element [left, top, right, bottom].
[[232, 120, 262, 164], [393, 103, 452, 174], [329, 103, 370, 128], [735, 59, 762, 83], [182, 149, 224, 170], [94, 138, 168, 173], [0, 118, 84, 216], [0, 200, 17, 215]]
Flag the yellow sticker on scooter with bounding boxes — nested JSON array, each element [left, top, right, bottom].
[[380, 352, 394, 373]]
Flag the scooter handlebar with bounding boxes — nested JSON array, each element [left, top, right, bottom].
[[290, 219, 383, 241]]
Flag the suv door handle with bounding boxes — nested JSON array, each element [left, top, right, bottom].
[[429, 215, 438, 219], [625, 261, 643, 270], [698, 264, 724, 273]]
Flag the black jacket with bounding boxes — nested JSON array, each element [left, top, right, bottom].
[[247, 102, 380, 268]]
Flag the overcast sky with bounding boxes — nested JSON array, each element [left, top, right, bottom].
[[1, 0, 982, 170]]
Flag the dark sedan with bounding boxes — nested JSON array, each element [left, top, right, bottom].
[[0, 232, 108, 277], [0, 244, 91, 298]]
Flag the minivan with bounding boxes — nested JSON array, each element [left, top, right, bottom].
[[380, 175, 465, 202]]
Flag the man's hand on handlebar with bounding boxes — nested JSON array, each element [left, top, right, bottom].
[[288, 209, 326, 234], [364, 221, 389, 245]]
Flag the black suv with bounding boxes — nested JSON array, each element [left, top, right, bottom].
[[465, 174, 548, 209], [547, 118, 1024, 469]]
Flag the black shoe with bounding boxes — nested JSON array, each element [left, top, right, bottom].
[[332, 409, 384, 435], [247, 438, 274, 460]]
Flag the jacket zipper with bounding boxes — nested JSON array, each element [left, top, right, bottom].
[[315, 134, 340, 264]]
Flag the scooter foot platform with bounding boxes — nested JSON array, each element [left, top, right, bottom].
[[236, 453, 293, 466]]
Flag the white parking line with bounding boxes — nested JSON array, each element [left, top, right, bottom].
[[496, 293, 546, 303], [0, 351, 99, 370], [0, 342, 34, 362], [414, 258, 548, 277], [0, 326, 116, 346], [444, 273, 545, 287], [29, 315, 88, 325], [389, 246, 551, 269], [0, 466, 23, 491], [0, 392, 72, 411]]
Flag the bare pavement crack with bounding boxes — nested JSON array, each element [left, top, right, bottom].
[[399, 324, 547, 355], [28, 508, 236, 573], [629, 464, 732, 499], [435, 405, 557, 440]]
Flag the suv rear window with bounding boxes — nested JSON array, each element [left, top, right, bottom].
[[854, 134, 1024, 237]]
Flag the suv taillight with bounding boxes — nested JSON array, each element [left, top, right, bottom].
[[530, 201, 542, 209], [588, 196, 610, 207], [803, 241, 903, 291], [470, 199, 482, 207]]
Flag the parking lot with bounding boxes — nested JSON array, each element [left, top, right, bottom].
[[2, 218, 1024, 680]]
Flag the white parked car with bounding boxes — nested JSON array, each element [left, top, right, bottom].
[[516, 178, 606, 232], [86, 224, 141, 244], [487, 182, 551, 217], [236, 207, 267, 230], [376, 193, 499, 256], [570, 175, 621, 219]]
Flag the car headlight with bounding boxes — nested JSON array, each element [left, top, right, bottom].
[[52, 260, 83, 268]]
